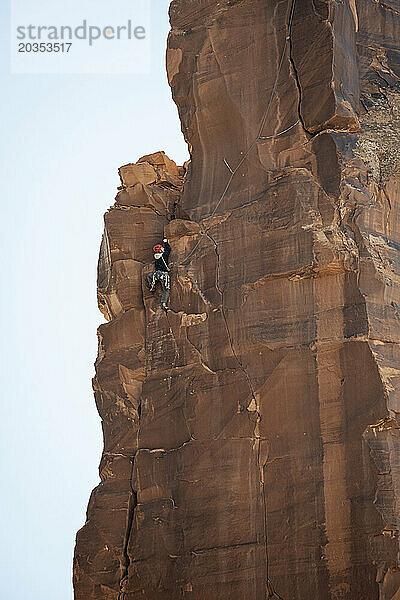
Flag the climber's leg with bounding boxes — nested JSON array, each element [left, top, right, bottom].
[[160, 273, 170, 309], [147, 272, 156, 292]]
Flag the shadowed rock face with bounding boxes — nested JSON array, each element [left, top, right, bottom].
[[74, 1, 400, 599]]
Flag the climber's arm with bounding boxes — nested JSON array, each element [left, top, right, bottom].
[[163, 239, 171, 260]]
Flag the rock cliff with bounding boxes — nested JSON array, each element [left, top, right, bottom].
[[74, 1, 400, 598]]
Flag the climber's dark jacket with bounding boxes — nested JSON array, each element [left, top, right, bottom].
[[154, 241, 171, 272]]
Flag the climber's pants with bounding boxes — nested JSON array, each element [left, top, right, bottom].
[[147, 271, 170, 304]]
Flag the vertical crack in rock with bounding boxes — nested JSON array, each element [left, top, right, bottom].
[[287, 0, 314, 137], [118, 457, 137, 600], [261, 452, 285, 600]]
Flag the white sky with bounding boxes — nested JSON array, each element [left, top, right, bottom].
[[0, 2, 188, 598]]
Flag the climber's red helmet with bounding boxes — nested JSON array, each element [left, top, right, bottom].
[[153, 244, 164, 253]]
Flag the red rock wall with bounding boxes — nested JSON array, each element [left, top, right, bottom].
[[74, 1, 400, 598]]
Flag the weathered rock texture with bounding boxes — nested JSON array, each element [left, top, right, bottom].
[[74, 1, 400, 598]]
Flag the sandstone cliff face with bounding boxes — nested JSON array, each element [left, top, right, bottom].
[[74, 1, 400, 599]]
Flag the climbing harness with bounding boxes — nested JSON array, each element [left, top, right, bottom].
[[178, 0, 298, 268], [159, 271, 170, 289], [150, 270, 170, 291]]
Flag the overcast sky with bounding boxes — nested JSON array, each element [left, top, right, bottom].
[[0, 2, 188, 598]]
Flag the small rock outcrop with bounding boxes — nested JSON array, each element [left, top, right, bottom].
[[74, 1, 400, 598]]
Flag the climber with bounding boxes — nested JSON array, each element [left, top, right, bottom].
[[147, 238, 171, 310]]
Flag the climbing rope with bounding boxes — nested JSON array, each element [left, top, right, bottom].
[[163, 309, 180, 390], [161, 255, 170, 272], [259, 119, 299, 140], [178, 0, 298, 267]]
